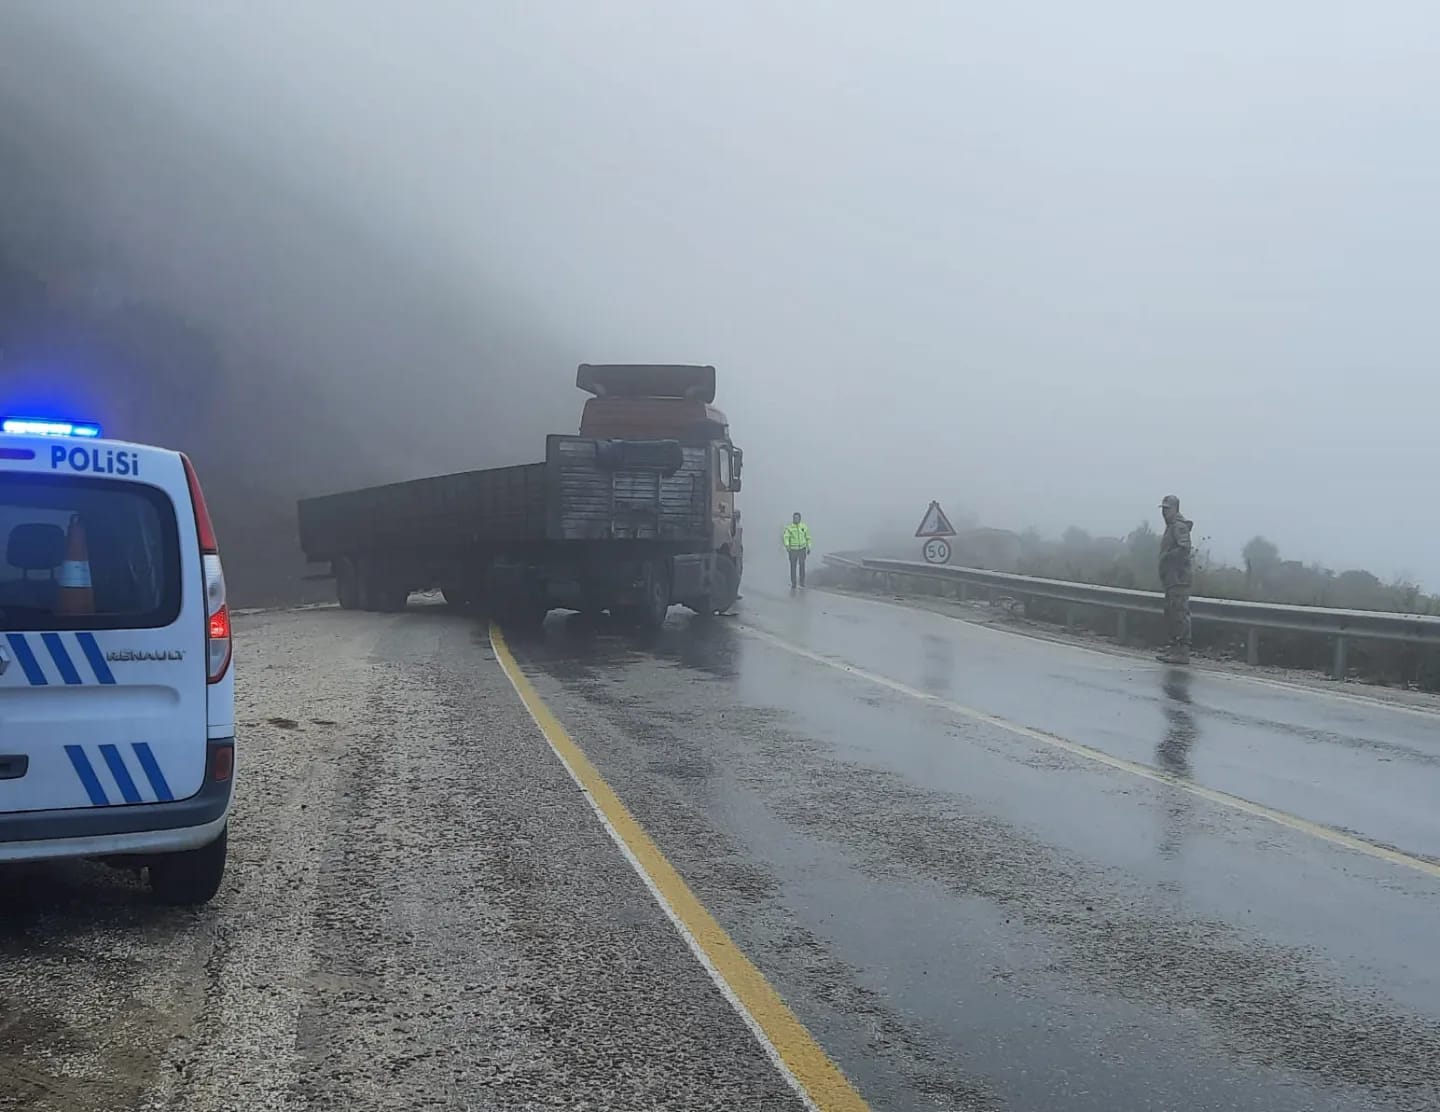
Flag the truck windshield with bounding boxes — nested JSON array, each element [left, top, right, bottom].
[[0, 473, 181, 630]]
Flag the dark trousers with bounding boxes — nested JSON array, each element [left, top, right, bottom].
[[788, 549, 807, 587]]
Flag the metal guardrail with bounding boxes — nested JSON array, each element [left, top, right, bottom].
[[823, 554, 1440, 676]]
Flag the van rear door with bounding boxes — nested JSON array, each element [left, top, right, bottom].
[[0, 443, 208, 815]]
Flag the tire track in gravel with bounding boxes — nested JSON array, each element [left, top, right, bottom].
[[141, 610, 373, 1111], [265, 610, 808, 1111], [0, 610, 370, 1112]]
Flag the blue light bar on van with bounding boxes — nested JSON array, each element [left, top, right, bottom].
[[2, 417, 102, 438]]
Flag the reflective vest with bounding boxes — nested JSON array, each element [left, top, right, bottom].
[[783, 522, 812, 550]]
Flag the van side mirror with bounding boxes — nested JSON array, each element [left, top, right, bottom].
[[730, 447, 744, 491]]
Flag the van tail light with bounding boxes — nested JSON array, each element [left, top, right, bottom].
[[210, 741, 235, 782], [182, 454, 232, 683], [205, 564, 232, 681]]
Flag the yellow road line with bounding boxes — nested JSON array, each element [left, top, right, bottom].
[[737, 622, 1440, 883], [489, 625, 870, 1112]]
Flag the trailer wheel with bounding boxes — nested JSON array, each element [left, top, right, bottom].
[[498, 599, 548, 634], [336, 559, 362, 610], [354, 563, 378, 611], [357, 565, 404, 612], [374, 585, 410, 612]]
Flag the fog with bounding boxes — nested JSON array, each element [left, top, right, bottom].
[[2, 2, 1438, 595]]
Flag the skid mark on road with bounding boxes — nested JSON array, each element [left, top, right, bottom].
[[491, 625, 870, 1112], [737, 622, 1440, 883]]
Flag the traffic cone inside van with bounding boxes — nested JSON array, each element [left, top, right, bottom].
[[56, 514, 95, 615]]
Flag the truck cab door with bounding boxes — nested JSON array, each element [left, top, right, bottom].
[[714, 445, 741, 551]]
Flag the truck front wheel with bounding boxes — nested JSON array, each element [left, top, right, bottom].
[[630, 563, 671, 630], [683, 553, 739, 617], [710, 553, 740, 614]]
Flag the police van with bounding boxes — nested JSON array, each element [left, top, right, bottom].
[[0, 417, 234, 905]]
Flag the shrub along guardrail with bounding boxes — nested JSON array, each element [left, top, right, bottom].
[[822, 554, 1440, 681]]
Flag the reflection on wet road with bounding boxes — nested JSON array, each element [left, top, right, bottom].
[[1156, 667, 1198, 779], [510, 584, 1440, 1111], [1154, 668, 1199, 863]]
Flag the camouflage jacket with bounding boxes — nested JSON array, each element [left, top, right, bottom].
[[1159, 516, 1194, 589]]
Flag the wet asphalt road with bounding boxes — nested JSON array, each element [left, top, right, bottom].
[[510, 581, 1440, 1111], [3, 586, 1439, 1111]]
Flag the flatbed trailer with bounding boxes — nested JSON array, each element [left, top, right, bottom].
[[297, 365, 744, 627]]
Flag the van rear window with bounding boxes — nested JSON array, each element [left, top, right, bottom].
[[0, 473, 181, 631]]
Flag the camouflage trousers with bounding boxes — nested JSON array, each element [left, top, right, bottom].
[[1164, 586, 1192, 647]]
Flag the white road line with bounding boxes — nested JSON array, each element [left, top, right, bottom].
[[813, 586, 1440, 721], [737, 621, 1440, 882]]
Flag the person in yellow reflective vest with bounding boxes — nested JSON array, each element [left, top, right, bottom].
[[783, 512, 813, 588]]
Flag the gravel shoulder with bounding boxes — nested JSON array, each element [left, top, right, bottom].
[[0, 605, 806, 1112]]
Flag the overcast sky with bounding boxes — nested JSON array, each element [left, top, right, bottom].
[[15, 1, 1440, 582]]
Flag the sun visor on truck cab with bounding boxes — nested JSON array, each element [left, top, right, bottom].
[[576, 364, 716, 404], [593, 438, 685, 475]]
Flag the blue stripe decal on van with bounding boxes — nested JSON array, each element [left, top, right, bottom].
[[99, 744, 143, 804], [6, 634, 46, 686], [75, 633, 116, 685], [132, 743, 174, 802], [41, 633, 83, 685], [65, 745, 109, 806]]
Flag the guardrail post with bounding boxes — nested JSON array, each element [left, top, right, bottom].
[[958, 581, 969, 602], [1332, 635, 1347, 679], [1246, 628, 1260, 666], [1065, 605, 1078, 629], [1115, 611, 1128, 644]]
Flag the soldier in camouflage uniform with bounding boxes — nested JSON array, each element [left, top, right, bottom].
[[1157, 494, 1193, 664]]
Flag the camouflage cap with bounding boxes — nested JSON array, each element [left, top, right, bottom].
[[1159, 494, 1181, 510]]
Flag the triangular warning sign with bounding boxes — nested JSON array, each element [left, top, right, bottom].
[[914, 501, 957, 538]]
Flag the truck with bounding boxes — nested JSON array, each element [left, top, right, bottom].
[[296, 364, 744, 628]]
